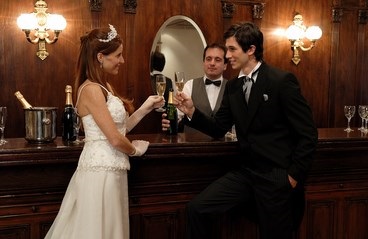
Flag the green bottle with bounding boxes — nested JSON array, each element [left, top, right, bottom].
[[166, 89, 178, 135]]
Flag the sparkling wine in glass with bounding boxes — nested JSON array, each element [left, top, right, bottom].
[[175, 71, 185, 93], [0, 107, 8, 145], [344, 105, 356, 132], [155, 75, 166, 112]]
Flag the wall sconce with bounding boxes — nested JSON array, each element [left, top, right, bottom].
[[285, 13, 322, 65], [17, 0, 67, 60]]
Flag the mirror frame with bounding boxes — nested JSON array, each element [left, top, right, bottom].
[[150, 15, 207, 84]]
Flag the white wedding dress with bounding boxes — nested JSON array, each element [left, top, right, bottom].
[[45, 84, 130, 239]]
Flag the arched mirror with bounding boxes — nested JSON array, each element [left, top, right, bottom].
[[150, 15, 206, 94]]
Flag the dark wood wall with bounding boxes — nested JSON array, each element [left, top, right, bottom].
[[1, 0, 367, 138]]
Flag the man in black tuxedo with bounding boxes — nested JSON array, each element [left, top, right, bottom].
[[167, 22, 318, 239]]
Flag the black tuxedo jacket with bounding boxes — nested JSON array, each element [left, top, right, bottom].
[[187, 63, 318, 183]]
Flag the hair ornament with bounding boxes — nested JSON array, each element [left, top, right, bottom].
[[98, 24, 117, 42]]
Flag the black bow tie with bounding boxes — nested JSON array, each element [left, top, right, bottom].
[[205, 78, 221, 86]]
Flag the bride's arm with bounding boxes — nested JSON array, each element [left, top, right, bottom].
[[126, 95, 164, 132], [78, 84, 136, 155]]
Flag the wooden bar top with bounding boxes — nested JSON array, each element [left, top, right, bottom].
[[0, 128, 367, 154], [318, 127, 368, 141]]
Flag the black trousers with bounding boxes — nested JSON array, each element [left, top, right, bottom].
[[186, 165, 305, 239]]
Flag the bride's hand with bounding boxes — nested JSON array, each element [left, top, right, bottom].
[[141, 95, 165, 112]]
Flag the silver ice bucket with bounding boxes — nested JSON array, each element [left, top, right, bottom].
[[24, 107, 57, 143]]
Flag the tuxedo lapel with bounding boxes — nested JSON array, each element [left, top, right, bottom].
[[244, 68, 268, 131], [224, 77, 248, 134]]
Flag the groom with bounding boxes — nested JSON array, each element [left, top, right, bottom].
[[167, 22, 318, 239]]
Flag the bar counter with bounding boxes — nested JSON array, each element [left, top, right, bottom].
[[1, 127, 367, 152], [0, 128, 367, 239]]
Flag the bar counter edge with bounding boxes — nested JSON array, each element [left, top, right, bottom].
[[0, 128, 367, 239]]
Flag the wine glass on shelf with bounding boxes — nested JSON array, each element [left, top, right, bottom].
[[343, 105, 356, 132], [74, 114, 83, 144], [358, 105, 367, 131], [362, 105, 368, 134], [175, 71, 185, 93], [155, 75, 166, 112], [0, 107, 8, 145]]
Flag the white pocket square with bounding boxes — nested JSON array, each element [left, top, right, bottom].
[[263, 94, 268, 101]]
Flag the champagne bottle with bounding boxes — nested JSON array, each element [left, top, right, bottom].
[[14, 91, 33, 109], [166, 88, 178, 135], [62, 85, 76, 142]]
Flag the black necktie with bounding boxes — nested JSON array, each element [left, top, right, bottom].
[[205, 78, 221, 87]]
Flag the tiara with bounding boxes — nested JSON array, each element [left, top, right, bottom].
[[98, 24, 117, 42]]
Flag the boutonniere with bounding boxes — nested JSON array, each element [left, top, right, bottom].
[[263, 94, 269, 101]]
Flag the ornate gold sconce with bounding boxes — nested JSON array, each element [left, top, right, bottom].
[[285, 13, 322, 65], [17, 0, 67, 60]]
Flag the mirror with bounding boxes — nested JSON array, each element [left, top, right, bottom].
[[150, 15, 207, 92]]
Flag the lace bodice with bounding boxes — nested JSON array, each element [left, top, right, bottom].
[[76, 84, 131, 171], [82, 92, 127, 140]]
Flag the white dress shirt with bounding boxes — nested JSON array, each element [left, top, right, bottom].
[[178, 75, 224, 120]]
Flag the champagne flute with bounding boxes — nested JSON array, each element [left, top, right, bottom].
[[155, 75, 166, 112], [0, 107, 8, 145], [74, 114, 83, 144], [362, 105, 368, 133], [344, 105, 356, 132], [175, 71, 185, 93], [358, 105, 367, 131]]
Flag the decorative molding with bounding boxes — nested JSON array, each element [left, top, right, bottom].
[[358, 9, 368, 24], [222, 2, 235, 18], [124, 0, 137, 14], [332, 8, 343, 22], [221, 1, 265, 19], [362, 0, 368, 8], [89, 0, 102, 12], [252, 3, 265, 19]]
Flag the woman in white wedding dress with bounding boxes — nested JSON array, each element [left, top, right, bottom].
[[44, 25, 164, 239]]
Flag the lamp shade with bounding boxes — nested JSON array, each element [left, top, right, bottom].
[[305, 26, 322, 40], [285, 25, 305, 40], [47, 14, 67, 31], [17, 13, 38, 30]]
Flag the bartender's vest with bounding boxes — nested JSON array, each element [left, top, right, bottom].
[[191, 77, 228, 117]]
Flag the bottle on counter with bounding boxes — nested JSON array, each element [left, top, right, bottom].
[[166, 88, 178, 135], [62, 85, 76, 142], [14, 91, 33, 109]]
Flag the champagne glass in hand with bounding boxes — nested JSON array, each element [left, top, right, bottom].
[[155, 75, 166, 112], [344, 105, 356, 132], [175, 71, 185, 93], [0, 107, 8, 145]]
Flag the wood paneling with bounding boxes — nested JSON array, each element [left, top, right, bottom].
[[1, 0, 368, 138]]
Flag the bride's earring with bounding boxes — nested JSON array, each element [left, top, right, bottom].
[[97, 53, 104, 69]]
